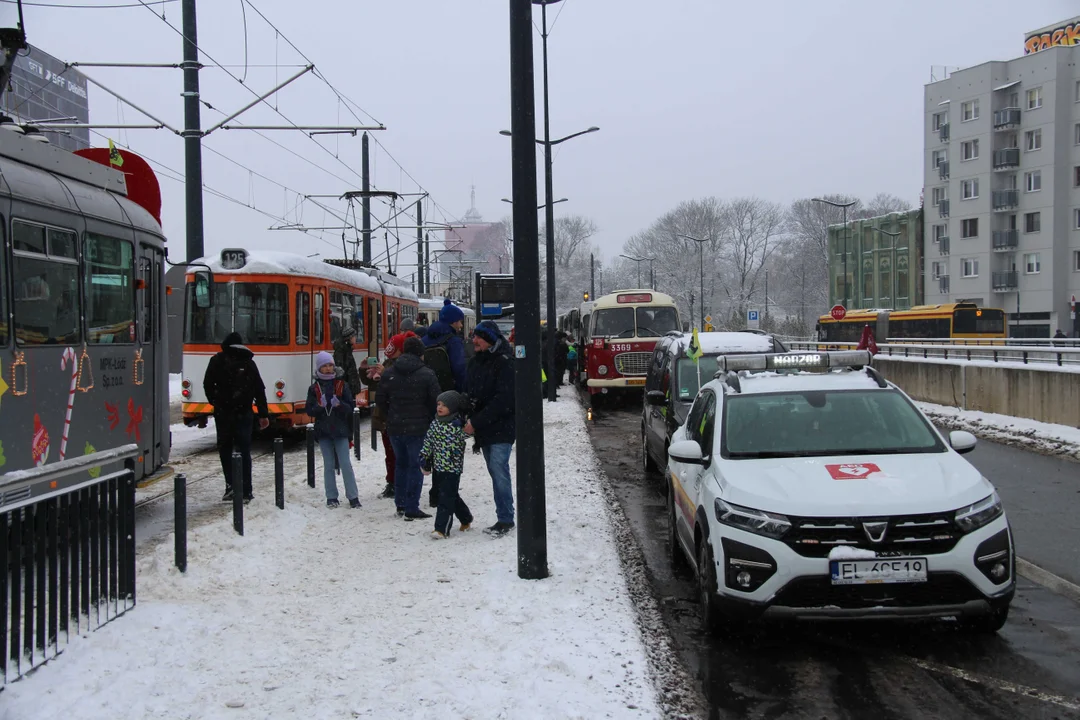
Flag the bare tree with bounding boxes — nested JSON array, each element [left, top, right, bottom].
[[721, 197, 786, 324], [855, 192, 913, 220], [539, 215, 598, 268]]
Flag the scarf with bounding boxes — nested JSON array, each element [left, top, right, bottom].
[[436, 411, 459, 425], [316, 375, 336, 408]]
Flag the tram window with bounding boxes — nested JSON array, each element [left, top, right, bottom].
[[232, 283, 288, 345], [0, 222, 6, 346], [329, 289, 344, 341], [296, 291, 310, 345], [351, 294, 365, 343], [341, 293, 355, 336], [140, 257, 154, 344], [184, 282, 232, 344], [388, 302, 397, 335], [12, 221, 80, 345], [85, 234, 134, 344], [372, 299, 383, 347], [314, 292, 325, 345]]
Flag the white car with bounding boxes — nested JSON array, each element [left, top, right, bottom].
[[667, 350, 1014, 633]]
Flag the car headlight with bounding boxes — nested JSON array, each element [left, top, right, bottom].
[[714, 498, 791, 539], [597, 364, 609, 376], [954, 492, 1003, 533]]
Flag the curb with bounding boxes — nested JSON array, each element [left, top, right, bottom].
[[1016, 557, 1080, 606]]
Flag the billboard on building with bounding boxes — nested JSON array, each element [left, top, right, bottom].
[[1024, 16, 1080, 55], [1, 43, 89, 151]]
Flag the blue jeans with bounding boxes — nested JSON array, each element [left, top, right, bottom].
[[482, 443, 515, 525], [319, 437, 358, 502], [389, 434, 426, 513]]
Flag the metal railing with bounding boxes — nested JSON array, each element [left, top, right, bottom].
[[992, 229, 1018, 251], [938, 275, 950, 294], [938, 161, 949, 179], [993, 108, 1021, 128], [992, 189, 1019, 210], [992, 270, 1018, 291], [939, 123, 950, 141], [938, 200, 950, 218], [992, 148, 1019, 169], [1, 444, 138, 685], [939, 237, 950, 255], [789, 341, 1080, 367]]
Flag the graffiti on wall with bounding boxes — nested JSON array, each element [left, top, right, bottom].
[[1024, 18, 1080, 54]]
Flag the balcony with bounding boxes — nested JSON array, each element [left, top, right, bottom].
[[992, 229, 1018, 251], [992, 189, 1018, 211], [938, 275, 950, 294], [992, 271, 1018, 291], [938, 161, 950, 179], [938, 199, 950, 218], [939, 236, 950, 255], [939, 123, 950, 142], [992, 148, 1019, 170], [993, 108, 1021, 129]]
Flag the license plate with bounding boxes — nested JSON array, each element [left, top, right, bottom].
[[830, 557, 928, 585], [626, 378, 645, 386]]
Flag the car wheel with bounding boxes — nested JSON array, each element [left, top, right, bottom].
[[697, 539, 725, 634], [959, 605, 1009, 634], [642, 424, 658, 475], [667, 485, 690, 575]]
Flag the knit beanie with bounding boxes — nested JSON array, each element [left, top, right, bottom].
[[437, 390, 463, 415], [473, 320, 503, 346], [403, 336, 426, 357], [387, 331, 417, 356], [439, 298, 465, 325]]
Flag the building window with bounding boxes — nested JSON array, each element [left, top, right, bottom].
[[1075, 79, 1080, 102], [1024, 170, 1041, 192], [931, 187, 947, 206], [932, 149, 947, 167], [962, 258, 979, 278], [1025, 129, 1042, 151], [932, 112, 946, 131], [1024, 253, 1041, 274], [1024, 211, 1041, 233], [933, 223, 947, 242], [1026, 87, 1043, 109], [1075, 166, 1080, 187], [961, 139, 979, 160], [1076, 123, 1080, 145], [932, 261, 946, 279], [961, 179, 979, 199], [1075, 250, 1080, 272], [961, 100, 979, 122], [1074, 208, 1080, 230], [961, 218, 978, 238]]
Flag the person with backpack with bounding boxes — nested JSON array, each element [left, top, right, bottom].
[[376, 336, 441, 520], [361, 331, 416, 499], [333, 326, 362, 397], [307, 351, 361, 509], [202, 332, 270, 502]]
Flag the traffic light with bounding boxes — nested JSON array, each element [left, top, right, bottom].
[[583, 291, 590, 301]]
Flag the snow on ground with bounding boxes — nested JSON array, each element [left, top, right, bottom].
[[919, 401, 1080, 461], [169, 373, 183, 402], [2, 396, 660, 720]]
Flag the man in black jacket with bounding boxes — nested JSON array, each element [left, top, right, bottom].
[[203, 332, 270, 502], [376, 336, 440, 520], [465, 320, 516, 536]]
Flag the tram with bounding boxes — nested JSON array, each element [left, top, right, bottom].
[[180, 250, 419, 430], [816, 303, 1007, 345], [417, 296, 476, 337], [0, 127, 170, 482], [583, 290, 681, 396]]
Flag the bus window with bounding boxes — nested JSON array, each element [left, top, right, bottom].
[[233, 283, 289, 345], [637, 307, 679, 337], [953, 308, 1005, 335], [84, 234, 134, 344], [296, 291, 310, 345], [314, 292, 324, 345], [592, 307, 635, 338], [351, 294, 365, 343], [12, 221, 81, 345]]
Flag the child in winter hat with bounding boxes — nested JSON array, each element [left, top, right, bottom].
[[419, 390, 472, 539]]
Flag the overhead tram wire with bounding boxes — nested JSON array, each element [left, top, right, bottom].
[[0, 0, 177, 7]]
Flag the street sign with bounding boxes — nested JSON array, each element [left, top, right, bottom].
[[704, 314, 712, 324], [481, 302, 503, 317], [747, 309, 760, 330], [704, 323, 714, 332], [830, 304, 847, 321]]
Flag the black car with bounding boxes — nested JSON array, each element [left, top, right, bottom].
[[641, 330, 788, 476]]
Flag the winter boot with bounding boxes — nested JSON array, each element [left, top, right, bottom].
[[349, 497, 362, 509]]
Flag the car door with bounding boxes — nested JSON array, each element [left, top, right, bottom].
[[672, 389, 714, 546], [645, 339, 671, 461]]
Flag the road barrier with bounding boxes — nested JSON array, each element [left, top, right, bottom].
[[174, 473, 187, 573], [790, 341, 1080, 368], [0, 444, 138, 685]]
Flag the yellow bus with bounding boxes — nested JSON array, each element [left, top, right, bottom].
[[816, 302, 1006, 344]]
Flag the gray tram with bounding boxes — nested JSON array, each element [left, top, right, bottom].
[[0, 128, 169, 483]]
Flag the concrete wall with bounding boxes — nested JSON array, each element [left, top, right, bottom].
[[874, 357, 1080, 428]]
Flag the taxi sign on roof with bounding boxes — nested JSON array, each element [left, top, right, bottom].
[[713, 350, 872, 376]]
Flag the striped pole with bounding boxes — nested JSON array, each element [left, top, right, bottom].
[[59, 347, 78, 460]]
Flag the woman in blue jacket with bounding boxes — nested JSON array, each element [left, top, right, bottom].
[[307, 351, 361, 508]]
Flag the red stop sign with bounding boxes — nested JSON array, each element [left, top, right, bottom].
[[830, 305, 847, 321]]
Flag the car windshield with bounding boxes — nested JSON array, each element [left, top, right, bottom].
[[721, 389, 945, 459], [592, 307, 635, 338], [636, 307, 679, 337], [675, 357, 720, 400]]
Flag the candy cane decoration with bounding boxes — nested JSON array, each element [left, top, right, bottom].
[[60, 347, 77, 461]]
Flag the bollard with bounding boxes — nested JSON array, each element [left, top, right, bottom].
[[274, 437, 285, 510], [371, 412, 378, 451], [231, 451, 244, 536], [306, 423, 316, 488], [174, 473, 187, 572], [353, 408, 362, 460]]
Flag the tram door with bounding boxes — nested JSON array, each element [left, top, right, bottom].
[[138, 244, 165, 476]]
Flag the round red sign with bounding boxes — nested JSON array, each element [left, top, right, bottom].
[[830, 305, 847, 321]]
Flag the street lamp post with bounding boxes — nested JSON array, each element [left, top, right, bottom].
[[677, 234, 708, 329], [812, 197, 858, 308], [873, 226, 901, 309], [501, 197, 567, 210], [619, 254, 655, 289]]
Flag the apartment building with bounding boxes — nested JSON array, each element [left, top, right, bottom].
[[923, 24, 1080, 338], [827, 209, 924, 310]]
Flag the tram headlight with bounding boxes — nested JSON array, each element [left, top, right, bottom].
[[597, 365, 609, 376], [275, 380, 285, 390], [181, 379, 190, 389]]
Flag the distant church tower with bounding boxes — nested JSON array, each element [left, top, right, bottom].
[[463, 184, 483, 224]]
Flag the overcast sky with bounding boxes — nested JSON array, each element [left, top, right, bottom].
[[3, 0, 1076, 277]]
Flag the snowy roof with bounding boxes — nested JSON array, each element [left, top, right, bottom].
[[710, 368, 887, 396], [670, 331, 775, 356], [418, 297, 476, 317], [195, 251, 384, 295]]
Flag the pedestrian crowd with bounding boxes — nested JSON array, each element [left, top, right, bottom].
[[204, 300, 517, 539]]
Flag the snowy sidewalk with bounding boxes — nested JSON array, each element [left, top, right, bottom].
[[3, 396, 660, 720]]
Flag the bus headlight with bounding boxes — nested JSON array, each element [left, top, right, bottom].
[[598, 365, 609, 376]]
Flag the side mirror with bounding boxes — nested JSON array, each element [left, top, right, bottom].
[[668, 439, 705, 465], [682, 322, 690, 332], [193, 270, 213, 309], [646, 390, 666, 406], [949, 430, 977, 455]]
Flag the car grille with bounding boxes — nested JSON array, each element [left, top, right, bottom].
[[771, 572, 983, 609], [783, 511, 961, 558], [614, 352, 651, 376]]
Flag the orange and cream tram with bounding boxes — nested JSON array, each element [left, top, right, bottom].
[[181, 249, 418, 429]]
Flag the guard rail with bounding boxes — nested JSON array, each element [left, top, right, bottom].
[[787, 341, 1080, 368]]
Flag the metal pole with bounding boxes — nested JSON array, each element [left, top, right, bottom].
[[174, 473, 187, 572], [274, 437, 285, 509], [510, 0, 547, 579], [231, 452, 243, 536], [764, 270, 768, 330], [699, 242, 705, 330], [541, 1, 558, 404], [181, 0, 205, 262], [590, 253, 595, 298], [416, 200, 424, 293], [424, 232, 431, 293], [843, 204, 849, 307], [353, 408, 362, 460], [362, 132, 372, 264], [306, 424, 316, 488]]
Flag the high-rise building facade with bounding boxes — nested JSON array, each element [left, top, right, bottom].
[[1, 44, 89, 152], [923, 18, 1080, 337], [828, 209, 924, 311]]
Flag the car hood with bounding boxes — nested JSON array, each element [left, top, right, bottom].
[[715, 452, 995, 517]]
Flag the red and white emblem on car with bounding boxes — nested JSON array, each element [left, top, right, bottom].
[[825, 463, 881, 480]]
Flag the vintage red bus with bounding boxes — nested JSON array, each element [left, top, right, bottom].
[[584, 290, 682, 396]]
